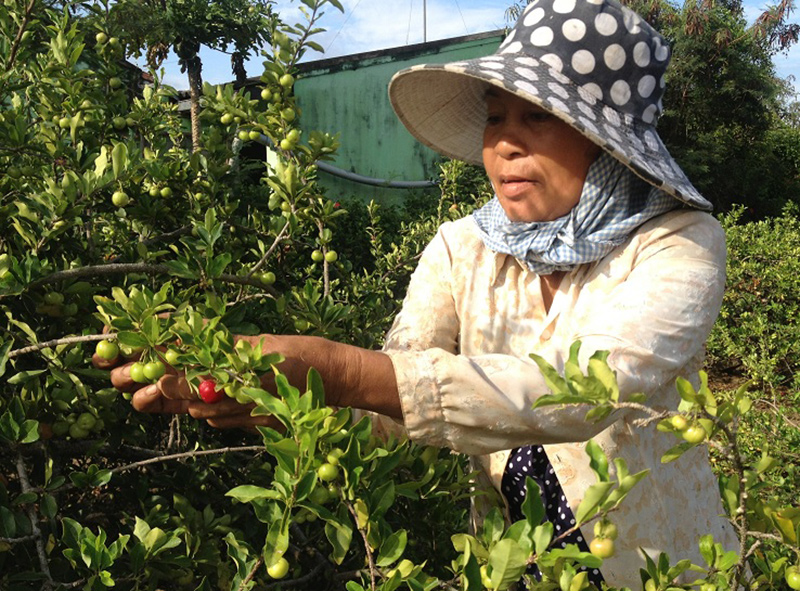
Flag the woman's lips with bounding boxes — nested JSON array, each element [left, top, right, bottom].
[[499, 176, 536, 198]]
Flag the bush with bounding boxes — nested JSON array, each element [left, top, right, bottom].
[[1, 1, 798, 590], [707, 205, 800, 395]]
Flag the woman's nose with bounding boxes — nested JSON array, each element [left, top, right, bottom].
[[493, 122, 527, 158]]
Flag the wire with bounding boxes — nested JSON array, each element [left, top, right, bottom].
[[406, 0, 415, 45], [453, 0, 469, 35], [325, 0, 364, 55]]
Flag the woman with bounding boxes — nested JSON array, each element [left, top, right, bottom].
[[101, 0, 737, 586]]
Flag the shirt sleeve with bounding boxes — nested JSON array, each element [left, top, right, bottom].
[[385, 212, 726, 455]]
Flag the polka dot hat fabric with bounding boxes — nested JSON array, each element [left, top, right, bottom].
[[388, 0, 712, 211]]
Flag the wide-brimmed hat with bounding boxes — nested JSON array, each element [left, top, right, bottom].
[[388, 0, 712, 211]]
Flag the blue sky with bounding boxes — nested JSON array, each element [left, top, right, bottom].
[[147, 0, 798, 97]]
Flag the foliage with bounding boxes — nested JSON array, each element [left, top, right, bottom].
[[1, 0, 799, 590], [706, 205, 800, 394]]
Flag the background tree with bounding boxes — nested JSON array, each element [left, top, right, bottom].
[[108, 0, 277, 151]]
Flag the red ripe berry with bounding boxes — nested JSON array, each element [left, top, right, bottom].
[[198, 379, 224, 404]]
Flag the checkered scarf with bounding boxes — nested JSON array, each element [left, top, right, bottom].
[[472, 152, 680, 275]]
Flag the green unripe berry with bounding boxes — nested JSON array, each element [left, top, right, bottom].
[[112, 190, 130, 207], [279, 73, 294, 88]]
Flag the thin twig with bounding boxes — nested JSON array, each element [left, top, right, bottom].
[[21, 262, 276, 294], [53, 445, 264, 493], [344, 499, 377, 591], [4, 0, 36, 72], [15, 451, 54, 590], [8, 333, 115, 359], [0, 533, 38, 544], [237, 555, 264, 591]]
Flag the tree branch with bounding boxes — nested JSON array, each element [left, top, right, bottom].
[[344, 499, 377, 591], [15, 451, 54, 590], [4, 0, 36, 72]]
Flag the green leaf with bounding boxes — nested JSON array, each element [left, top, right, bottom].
[[675, 377, 698, 403], [488, 539, 529, 590], [0, 338, 12, 378], [661, 441, 694, 463], [482, 507, 505, 546], [529, 352, 568, 396], [698, 534, 715, 566], [521, 477, 544, 526], [325, 510, 353, 565], [585, 439, 609, 481], [574, 481, 614, 524], [116, 331, 149, 349], [111, 142, 128, 179], [376, 529, 407, 566], [532, 521, 553, 555], [226, 485, 282, 503]]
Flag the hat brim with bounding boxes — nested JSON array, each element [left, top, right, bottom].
[[389, 56, 711, 211]]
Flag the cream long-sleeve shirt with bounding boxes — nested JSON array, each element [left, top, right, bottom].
[[376, 209, 738, 588]]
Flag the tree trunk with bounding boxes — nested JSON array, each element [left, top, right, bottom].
[[185, 55, 203, 153]]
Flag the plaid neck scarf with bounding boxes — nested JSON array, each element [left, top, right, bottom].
[[472, 152, 680, 276]]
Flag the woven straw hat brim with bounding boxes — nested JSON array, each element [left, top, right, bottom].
[[389, 56, 712, 211]]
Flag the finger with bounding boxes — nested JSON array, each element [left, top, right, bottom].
[[159, 373, 195, 400], [110, 362, 138, 393], [91, 352, 119, 370], [131, 383, 191, 414], [186, 399, 255, 420], [206, 414, 278, 430]]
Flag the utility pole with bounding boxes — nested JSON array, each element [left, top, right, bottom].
[[423, 0, 427, 42]]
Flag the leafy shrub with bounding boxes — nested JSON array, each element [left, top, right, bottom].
[[707, 205, 800, 395]]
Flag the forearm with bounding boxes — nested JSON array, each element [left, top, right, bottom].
[[241, 335, 402, 419]]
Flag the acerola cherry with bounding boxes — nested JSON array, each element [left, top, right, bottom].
[[76, 412, 97, 431], [589, 537, 615, 559], [324, 250, 338, 263], [311, 250, 324, 263], [326, 448, 344, 466], [95, 339, 119, 361], [112, 190, 130, 207], [199, 379, 224, 404], [164, 348, 180, 366], [317, 462, 339, 482], [143, 361, 166, 381], [670, 414, 689, 431], [44, 291, 64, 305], [129, 362, 147, 383], [786, 566, 800, 590], [267, 556, 289, 579], [682, 424, 707, 444]]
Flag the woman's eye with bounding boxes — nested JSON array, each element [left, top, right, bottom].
[[486, 114, 503, 125], [526, 111, 551, 123]]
